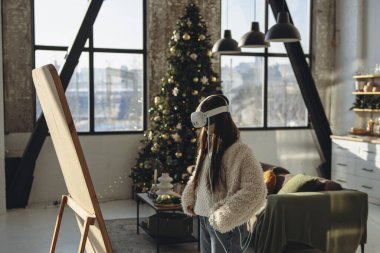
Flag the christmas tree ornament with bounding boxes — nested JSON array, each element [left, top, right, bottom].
[[154, 115, 161, 122], [170, 46, 176, 54], [190, 53, 198, 60], [176, 123, 182, 129], [174, 105, 179, 110], [171, 133, 181, 142], [162, 133, 169, 140], [191, 138, 197, 143], [201, 76, 209, 84], [163, 109, 170, 115], [211, 76, 217, 82], [158, 105, 163, 110], [154, 96, 161, 105], [186, 19, 192, 27], [172, 87, 179, 96], [193, 77, 199, 82], [168, 76, 174, 83], [198, 34, 206, 41], [148, 131, 153, 140], [192, 90, 199, 95], [207, 50, 213, 57], [182, 32, 191, 40], [175, 151, 183, 158]]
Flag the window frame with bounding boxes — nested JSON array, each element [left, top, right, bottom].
[[220, 0, 313, 131], [32, 0, 148, 135]]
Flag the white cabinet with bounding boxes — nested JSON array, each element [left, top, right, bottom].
[[331, 137, 380, 204]]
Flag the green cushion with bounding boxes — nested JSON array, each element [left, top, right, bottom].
[[278, 173, 320, 194]]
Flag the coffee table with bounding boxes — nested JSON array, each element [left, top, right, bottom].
[[136, 193, 199, 253]]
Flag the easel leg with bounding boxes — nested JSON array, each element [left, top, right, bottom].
[[50, 195, 68, 253], [77, 216, 96, 253]]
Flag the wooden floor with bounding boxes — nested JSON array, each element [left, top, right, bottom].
[[0, 199, 379, 253]]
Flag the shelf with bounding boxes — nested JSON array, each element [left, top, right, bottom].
[[353, 108, 380, 112], [353, 74, 380, 79], [140, 221, 197, 244], [353, 92, 380, 95]]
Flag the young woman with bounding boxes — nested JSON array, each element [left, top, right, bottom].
[[182, 94, 267, 253]]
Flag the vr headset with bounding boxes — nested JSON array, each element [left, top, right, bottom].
[[191, 95, 229, 128]]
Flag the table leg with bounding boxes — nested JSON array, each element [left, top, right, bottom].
[[137, 197, 140, 234], [156, 212, 160, 253], [197, 216, 200, 251]]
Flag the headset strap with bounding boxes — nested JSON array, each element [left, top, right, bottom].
[[203, 106, 229, 118]]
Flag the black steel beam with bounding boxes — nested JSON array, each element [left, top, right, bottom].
[[7, 0, 104, 208], [268, 0, 332, 178]]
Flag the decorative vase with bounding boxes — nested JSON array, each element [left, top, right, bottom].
[[156, 173, 174, 195]]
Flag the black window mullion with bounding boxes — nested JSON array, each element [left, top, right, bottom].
[[263, 1, 269, 128], [142, 0, 148, 130], [89, 29, 95, 133]]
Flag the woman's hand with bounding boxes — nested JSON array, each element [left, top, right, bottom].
[[187, 205, 196, 216]]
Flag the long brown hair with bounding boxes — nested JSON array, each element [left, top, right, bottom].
[[192, 95, 240, 192]]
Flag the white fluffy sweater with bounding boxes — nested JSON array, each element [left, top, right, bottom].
[[181, 141, 267, 233]]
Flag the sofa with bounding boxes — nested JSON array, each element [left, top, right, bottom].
[[250, 163, 369, 253]]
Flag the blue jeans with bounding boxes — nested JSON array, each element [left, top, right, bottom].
[[199, 216, 249, 253]]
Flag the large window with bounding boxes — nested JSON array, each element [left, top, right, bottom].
[[221, 0, 311, 128], [34, 0, 146, 133]]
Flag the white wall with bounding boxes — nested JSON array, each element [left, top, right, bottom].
[[333, 0, 380, 134], [5, 134, 143, 205], [5, 129, 321, 205]]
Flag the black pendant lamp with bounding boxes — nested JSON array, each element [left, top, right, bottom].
[[212, 29, 241, 54], [239, 0, 269, 48], [239, 22, 270, 48], [212, 0, 241, 54], [265, 10, 301, 43]]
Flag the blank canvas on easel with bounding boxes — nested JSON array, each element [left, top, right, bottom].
[[32, 64, 112, 253]]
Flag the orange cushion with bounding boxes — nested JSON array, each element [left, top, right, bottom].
[[263, 170, 277, 194]]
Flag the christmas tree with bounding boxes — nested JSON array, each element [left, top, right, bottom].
[[130, 2, 222, 192]]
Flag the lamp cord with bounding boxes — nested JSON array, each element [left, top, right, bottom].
[[226, 0, 229, 29]]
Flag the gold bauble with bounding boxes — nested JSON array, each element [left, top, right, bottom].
[[182, 32, 191, 40], [193, 77, 199, 82], [192, 90, 199, 95], [207, 50, 213, 57], [191, 138, 197, 143], [190, 53, 197, 60], [170, 46, 176, 54], [168, 77, 174, 83], [154, 115, 161, 122], [175, 151, 183, 158], [162, 134, 169, 140], [211, 76, 217, 82], [198, 34, 206, 41], [163, 109, 170, 115], [154, 96, 161, 105]]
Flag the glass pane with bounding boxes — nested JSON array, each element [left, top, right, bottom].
[[94, 53, 144, 131], [221, 56, 264, 127], [94, 0, 143, 49], [267, 57, 308, 127], [34, 0, 88, 46], [268, 0, 310, 54], [222, 0, 265, 53], [35, 50, 90, 132]]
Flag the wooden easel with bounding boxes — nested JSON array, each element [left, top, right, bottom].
[[32, 64, 113, 253], [50, 195, 96, 253]]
